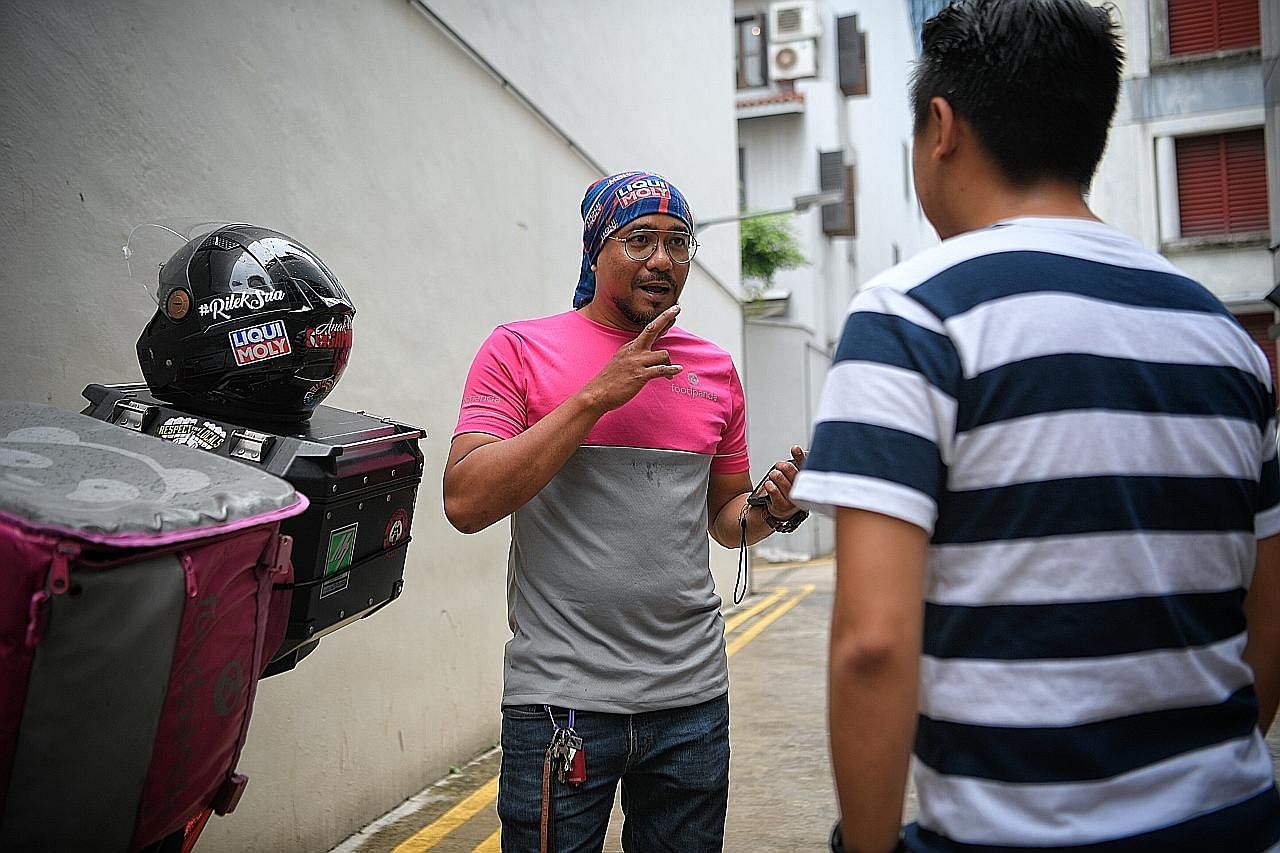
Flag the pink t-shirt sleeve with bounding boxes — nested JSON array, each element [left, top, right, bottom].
[[454, 327, 528, 440], [711, 364, 749, 474]]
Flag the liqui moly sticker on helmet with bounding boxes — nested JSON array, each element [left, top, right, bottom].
[[199, 289, 286, 321], [229, 320, 291, 366], [305, 316, 353, 349]]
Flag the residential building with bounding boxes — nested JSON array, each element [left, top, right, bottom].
[[1092, 0, 1273, 377], [1266, 0, 1280, 308], [730, 0, 941, 560], [734, 0, 1277, 567]]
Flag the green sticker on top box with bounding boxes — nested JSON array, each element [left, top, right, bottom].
[[324, 523, 358, 576]]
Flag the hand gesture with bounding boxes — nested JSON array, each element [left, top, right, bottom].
[[581, 305, 683, 413], [757, 445, 807, 518]]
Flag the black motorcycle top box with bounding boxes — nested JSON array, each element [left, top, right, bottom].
[[81, 382, 425, 676]]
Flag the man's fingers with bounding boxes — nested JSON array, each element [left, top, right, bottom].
[[762, 479, 796, 510], [771, 460, 803, 483], [791, 445, 807, 466], [637, 305, 680, 349]]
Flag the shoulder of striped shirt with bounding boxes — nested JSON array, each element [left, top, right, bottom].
[[855, 219, 1185, 304]]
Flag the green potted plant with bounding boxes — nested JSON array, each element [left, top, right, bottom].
[[739, 214, 807, 303]]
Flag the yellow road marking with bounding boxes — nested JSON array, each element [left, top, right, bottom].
[[725, 584, 815, 657], [472, 829, 501, 852], [400, 585, 815, 849], [723, 587, 788, 634], [393, 776, 499, 852]]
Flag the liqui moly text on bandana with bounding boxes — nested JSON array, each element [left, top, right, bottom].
[[615, 176, 671, 207]]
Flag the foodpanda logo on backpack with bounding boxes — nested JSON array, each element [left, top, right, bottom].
[[229, 320, 292, 366]]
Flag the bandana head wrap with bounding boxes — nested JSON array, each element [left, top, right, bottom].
[[573, 170, 695, 309]]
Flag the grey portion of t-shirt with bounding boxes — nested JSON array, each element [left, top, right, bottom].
[[503, 444, 728, 713]]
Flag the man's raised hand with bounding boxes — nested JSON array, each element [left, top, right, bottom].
[[581, 305, 683, 413]]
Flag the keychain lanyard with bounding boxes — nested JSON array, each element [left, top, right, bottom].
[[539, 705, 586, 852], [734, 466, 777, 604]]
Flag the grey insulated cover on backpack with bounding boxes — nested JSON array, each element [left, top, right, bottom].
[[0, 400, 300, 538], [0, 400, 305, 852]]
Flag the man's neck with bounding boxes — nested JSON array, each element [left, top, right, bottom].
[[941, 175, 1098, 239], [577, 302, 643, 335]]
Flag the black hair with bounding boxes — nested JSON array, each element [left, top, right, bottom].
[[910, 0, 1123, 189]]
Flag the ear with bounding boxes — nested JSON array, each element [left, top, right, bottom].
[[926, 96, 959, 162], [590, 263, 597, 272]]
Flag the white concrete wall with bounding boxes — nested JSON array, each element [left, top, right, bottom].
[[745, 320, 835, 561], [0, 1, 741, 850], [835, 0, 939, 293]]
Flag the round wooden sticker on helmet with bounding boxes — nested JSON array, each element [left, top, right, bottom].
[[165, 288, 191, 320]]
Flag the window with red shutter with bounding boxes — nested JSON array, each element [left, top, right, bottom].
[[1167, 0, 1260, 56], [1175, 129, 1268, 237]]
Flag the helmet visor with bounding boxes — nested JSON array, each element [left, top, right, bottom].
[[127, 221, 354, 324], [123, 219, 235, 307]]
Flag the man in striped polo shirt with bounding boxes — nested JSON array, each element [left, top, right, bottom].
[[790, 1, 1280, 850]]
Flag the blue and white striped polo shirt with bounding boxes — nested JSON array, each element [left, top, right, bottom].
[[792, 217, 1280, 851]]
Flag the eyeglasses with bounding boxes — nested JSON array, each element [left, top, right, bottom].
[[607, 229, 698, 264]]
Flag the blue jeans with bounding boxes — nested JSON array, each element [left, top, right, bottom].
[[497, 694, 730, 853]]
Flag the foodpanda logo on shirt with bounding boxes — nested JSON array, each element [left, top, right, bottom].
[[671, 373, 718, 402], [229, 320, 291, 366], [616, 177, 671, 207]]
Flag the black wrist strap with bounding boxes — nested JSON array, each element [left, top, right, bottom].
[[829, 821, 906, 853], [829, 821, 844, 852], [764, 504, 809, 533]]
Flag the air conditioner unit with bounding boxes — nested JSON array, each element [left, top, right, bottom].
[[769, 0, 821, 41], [769, 39, 817, 80]]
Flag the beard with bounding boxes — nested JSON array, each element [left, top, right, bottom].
[[613, 296, 662, 328], [611, 274, 677, 328]]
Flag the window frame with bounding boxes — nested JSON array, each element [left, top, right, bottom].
[[1172, 126, 1269, 241], [735, 13, 769, 90], [1150, 0, 1262, 66]]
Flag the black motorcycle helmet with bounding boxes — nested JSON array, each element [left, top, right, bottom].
[[136, 224, 355, 425]]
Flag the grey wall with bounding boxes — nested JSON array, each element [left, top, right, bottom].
[[744, 319, 834, 561], [0, 1, 743, 850]]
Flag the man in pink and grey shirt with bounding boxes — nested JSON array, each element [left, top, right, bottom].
[[445, 170, 807, 852]]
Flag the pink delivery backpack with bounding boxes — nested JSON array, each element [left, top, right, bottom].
[[0, 400, 308, 852]]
